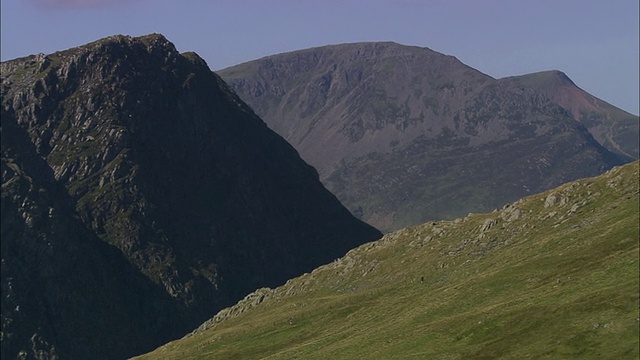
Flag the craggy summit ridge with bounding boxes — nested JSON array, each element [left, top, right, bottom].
[[506, 70, 639, 160], [1, 34, 381, 359]]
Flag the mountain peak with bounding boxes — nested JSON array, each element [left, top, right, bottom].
[[219, 42, 628, 231], [77, 33, 177, 54], [507, 70, 576, 88], [507, 70, 639, 159], [547, 69, 573, 81], [1, 33, 381, 359]]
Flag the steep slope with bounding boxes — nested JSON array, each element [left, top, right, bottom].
[[505, 70, 639, 159], [2, 111, 186, 359], [137, 161, 640, 359], [218, 42, 630, 232], [0, 34, 381, 359]]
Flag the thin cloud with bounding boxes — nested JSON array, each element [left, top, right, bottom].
[[25, 0, 144, 10]]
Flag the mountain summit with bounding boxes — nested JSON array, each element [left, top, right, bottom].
[[1, 34, 381, 359], [505, 70, 638, 159], [219, 42, 632, 231]]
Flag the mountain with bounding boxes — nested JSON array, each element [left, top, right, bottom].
[[136, 161, 640, 359], [505, 70, 638, 160], [1, 34, 381, 359], [218, 42, 633, 232], [2, 115, 187, 359]]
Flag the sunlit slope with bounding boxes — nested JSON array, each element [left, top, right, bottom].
[[138, 161, 639, 359]]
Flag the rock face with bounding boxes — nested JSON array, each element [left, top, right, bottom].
[[1, 34, 381, 359], [505, 70, 638, 160], [138, 161, 640, 359], [218, 42, 632, 232]]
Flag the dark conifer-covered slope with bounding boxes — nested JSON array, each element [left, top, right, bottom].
[[0, 34, 381, 359], [219, 42, 632, 232]]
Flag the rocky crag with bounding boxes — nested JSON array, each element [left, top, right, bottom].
[[219, 42, 634, 232], [1, 34, 381, 359]]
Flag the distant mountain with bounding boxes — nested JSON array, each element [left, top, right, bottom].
[[2, 114, 186, 359], [1, 34, 381, 359], [137, 161, 640, 359], [218, 42, 633, 232], [505, 70, 638, 159]]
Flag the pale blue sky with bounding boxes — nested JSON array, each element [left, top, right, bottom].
[[2, 0, 638, 115]]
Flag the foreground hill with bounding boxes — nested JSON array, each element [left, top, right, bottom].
[[2, 118, 185, 359], [506, 70, 638, 160], [138, 161, 639, 359], [1, 34, 381, 359], [219, 42, 632, 232]]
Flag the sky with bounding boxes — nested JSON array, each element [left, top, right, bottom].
[[1, 0, 638, 115]]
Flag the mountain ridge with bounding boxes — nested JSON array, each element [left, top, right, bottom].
[[219, 42, 631, 232], [504, 70, 638, 159], [137, 160, 640, 359], [1, 34, 382, 359]]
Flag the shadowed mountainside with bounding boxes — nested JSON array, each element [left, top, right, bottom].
[[1, 34, 381, 359], [219, 42, 633, 232]]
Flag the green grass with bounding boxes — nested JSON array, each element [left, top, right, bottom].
[[136, 162, 639, 359]]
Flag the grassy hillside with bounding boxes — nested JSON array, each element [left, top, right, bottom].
[[137, 162, 639, 359], [506, 70, 639, 160]]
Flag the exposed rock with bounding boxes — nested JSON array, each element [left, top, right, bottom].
[[143, 161, 639, 359], [219, 42, 630, 232], [500, 205, 522, 221], [480, 218, 497, 232], [506, 70, 638, 160]]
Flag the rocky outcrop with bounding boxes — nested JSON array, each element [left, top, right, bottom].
[[2, 111, 187, 359], [1, 34, 381, 359], [219, 42, 631, 232]]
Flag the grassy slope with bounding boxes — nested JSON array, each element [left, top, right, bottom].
[[136, 162, 639, 360]]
